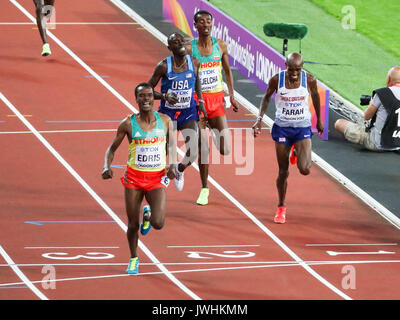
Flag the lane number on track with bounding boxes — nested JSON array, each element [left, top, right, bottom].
[[184, 250, 255, 259], [42, 252, 115, 260]]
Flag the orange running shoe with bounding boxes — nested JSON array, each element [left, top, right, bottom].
[[289, 145, 297, 165], [274, 206, 286, 224]]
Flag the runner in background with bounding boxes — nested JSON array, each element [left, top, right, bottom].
[[186, 10, 239, 205], [253, 53, 324, 224], [149, 32, 206, 192], [33, 0, 55, 56]]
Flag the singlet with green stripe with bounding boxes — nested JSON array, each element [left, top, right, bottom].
[[127, 110, 167, 172], [191, 37, 223, 93]]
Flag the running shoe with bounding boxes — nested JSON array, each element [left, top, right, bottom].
[[289, 145, 297, 165], [174, 165, 184, 191], [274, 206, 286, 224], [196, 188, 209, 205], [140, 205, 151, 236], [41, 43, 51, 57], [126, 256, 139, 274]]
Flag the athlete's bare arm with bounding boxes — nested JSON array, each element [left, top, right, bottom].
[[218, 38, 239, 112], [102, 117, 130, 179], [307, 73, 324, 134], [252, 74, 279, 137], [160, 113, 177, 179]]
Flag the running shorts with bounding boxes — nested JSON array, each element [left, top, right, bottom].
[[271, 124, 313, 146], [121, 166, 170, 191], [158, 106, 199, 130], [194, 91, 226, 119]]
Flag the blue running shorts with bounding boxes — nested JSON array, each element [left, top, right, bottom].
[[271, 123, 313, 146]]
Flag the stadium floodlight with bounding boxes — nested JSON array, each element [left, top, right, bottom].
[[263, 23, 308, 56]]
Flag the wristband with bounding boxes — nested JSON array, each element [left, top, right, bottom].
[[199, 99, 205, 103], [257, 116, 263, 122]]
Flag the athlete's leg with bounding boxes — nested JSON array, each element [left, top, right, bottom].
[[178, 120, 199, 172], [144, 187, 166, 230], [207, 115, 231, 156], [33, 0, 47, 44], [334, 119, 350, 136], [124, 187, 145, 258], [198, 118, 209, 189], [293, 138, 312, 175], [275, 142, 292, 206]]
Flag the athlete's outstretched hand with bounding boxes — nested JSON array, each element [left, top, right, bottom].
[[230, 96, 239, 112], [102, 168, 114, 179], [165, 92, 179, 105]]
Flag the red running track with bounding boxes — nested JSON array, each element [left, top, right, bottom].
[[0, 0, 399, 300]]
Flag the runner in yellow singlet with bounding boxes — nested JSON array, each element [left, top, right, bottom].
[[186, 10, 239, 205], [102, 83, 177, 274]]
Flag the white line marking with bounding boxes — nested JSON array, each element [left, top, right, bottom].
[[3, 259, 400, 268], [0, 245, 48, 300], [327, 250, 396, 256], [307, 243, 398, 247], [167, 245, 260, 248], [25, 247, 119, 250], [2, 259, 400, 288], [0, 90, 199, 300]]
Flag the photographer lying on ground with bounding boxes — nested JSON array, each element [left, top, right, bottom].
[[335, 66, 400, 151]]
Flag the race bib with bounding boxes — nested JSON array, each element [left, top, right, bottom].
[[199, 67, 220, 92], [165, 88, 193, 109], [160, 175, 170, 187], [135, 145, 163, 170]]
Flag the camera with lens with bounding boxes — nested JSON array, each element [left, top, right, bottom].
[[360, 94, 371, 106]]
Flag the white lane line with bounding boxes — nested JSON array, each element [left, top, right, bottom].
[[9, 0, 351, 300], [5, 259, 400, 268], [0, 245, 48, 300], [2, 259, 400, 289], [9, 0, 201, 301], [167, 245, 260, 248], [24, 247, 118, 250], [327, 250, 396, 256], [0, 91, 199, 301], [306, 243, 398, 247]]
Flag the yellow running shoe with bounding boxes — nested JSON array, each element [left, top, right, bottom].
[[126, 256, 139, 274], [196, 188, 209, 205], [41, 43, 51, 57]]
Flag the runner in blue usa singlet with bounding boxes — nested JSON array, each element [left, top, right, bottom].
[[158, 54, 199, 129], [149, 32, 206, 192]]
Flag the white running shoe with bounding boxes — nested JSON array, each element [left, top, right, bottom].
[[174, 165, 184, 191]]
